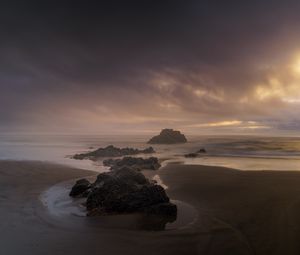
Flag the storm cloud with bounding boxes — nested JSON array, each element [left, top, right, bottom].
[[1, 0, 300, 134]]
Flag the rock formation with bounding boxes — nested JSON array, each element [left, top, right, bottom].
[[73, 145, 155, 160], [69, 167, 177, 220], [147, 129, 187, 144], [103, 156, 160, 171]]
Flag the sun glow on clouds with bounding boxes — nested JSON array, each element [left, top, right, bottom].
[[254, 56, 300, 104], [20, 54, 300, 134], [291, 55, 300, 74], [158, 102, 180, 110], [255, 83, 300, 104], [186, 120, 270, 129], [195, 120, 242, 127], [59, 54, 300, 134], [194, 88, 224, 102]]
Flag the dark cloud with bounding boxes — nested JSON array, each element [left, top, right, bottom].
[[1, 0, 300, 133]]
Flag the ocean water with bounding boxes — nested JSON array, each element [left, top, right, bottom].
[[1, 134, 300, 171]]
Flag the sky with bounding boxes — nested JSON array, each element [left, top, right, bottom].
[[1, 0, 300, 135]]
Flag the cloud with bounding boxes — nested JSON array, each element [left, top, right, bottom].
[[1, 1, 300, 133]]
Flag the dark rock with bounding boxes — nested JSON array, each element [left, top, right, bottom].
[[69, 178, 91, 197], [87, 167, 150, 211], [93, 167, 149, 186], [86, 175, 139, 212], [184, 153, 198, 158], [102, 158, 115, 167], [87, 181, 169, 214], [113, 167, 149, 185], [70, 167, 177, 218], [115, 184, 170, 213], [73, 145, 155, 160], [184, 148, 206, 158], [197, 148, 207, 153], [82, 188, 93, 198], [103, 156, 160, 171], [147, 129, 187, 144], [142, 147, 156, 153], [94, 172, 115, 185]]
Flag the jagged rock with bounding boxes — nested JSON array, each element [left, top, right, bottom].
[[73, 145, 155, 160], [113, 167, 149, 184], [70, 167, 177, 218], [69, 178, 91, 197], [86, 175, 139, 212], [142, 147, 156, 153], [87, 182, 170, 214], [103, 156, 160, 171], [147, 129, 187, 144]]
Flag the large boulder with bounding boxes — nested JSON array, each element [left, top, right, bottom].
[[73, 145, 155, 160], [87, 181, 170, 214], [86, 175, 139, 212], [103, 156, 160, 171], [147, 129, 187, 144], [70, 167, 177, 218]]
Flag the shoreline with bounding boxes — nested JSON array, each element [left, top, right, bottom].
[[2, 160, 300, 254]]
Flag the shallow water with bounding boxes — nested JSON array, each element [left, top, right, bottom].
[[1, 133, 300, 171]]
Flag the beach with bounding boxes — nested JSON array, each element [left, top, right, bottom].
[[3, 1, 300, 254], [1, 160, 300, 255]]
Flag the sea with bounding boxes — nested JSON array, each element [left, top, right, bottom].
[[1, 133, 300, 172]]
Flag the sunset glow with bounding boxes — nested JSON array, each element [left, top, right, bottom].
[[0, 1, 300, 135], [3, 2, 300, 254]]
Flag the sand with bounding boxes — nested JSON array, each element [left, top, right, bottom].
[[1, 160, 300, 255]]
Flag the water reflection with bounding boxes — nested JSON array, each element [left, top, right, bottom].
[[135, 213, 177, 231]]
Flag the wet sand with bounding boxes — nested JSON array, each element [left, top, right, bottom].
[[1, 160, 300, 254]]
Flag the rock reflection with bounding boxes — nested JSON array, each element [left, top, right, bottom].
[[136, 213, 177, 231]]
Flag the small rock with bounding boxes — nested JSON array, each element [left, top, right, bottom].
[[69, 178, 91, 197], [184, 153, 198, 158]]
